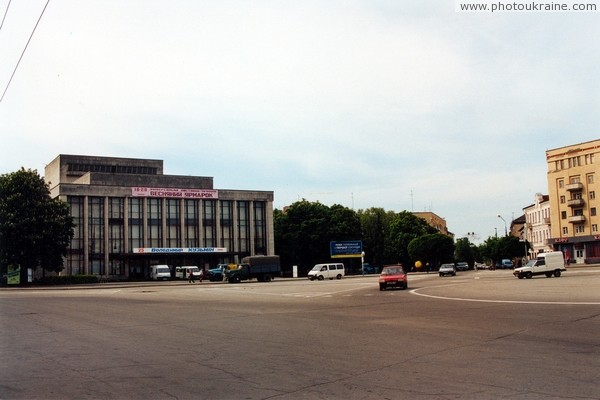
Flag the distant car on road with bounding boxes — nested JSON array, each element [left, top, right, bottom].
[[501, 259, 514, 269], [378, 265, 408, 290], [439, 263, 456, 277], [456, 262, 469, 271], [361, 263, 378, 274]]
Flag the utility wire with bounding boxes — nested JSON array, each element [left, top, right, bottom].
[[0, 0, 12, 32], [0, 0, 50, 103]]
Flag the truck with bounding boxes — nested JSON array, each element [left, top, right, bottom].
[[226, 255, 281, 283], [513, 251, 566, 279], [207, 264, 234, 281]]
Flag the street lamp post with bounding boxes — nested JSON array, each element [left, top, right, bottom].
[[361, 251, 365, 276], [497, 215, 507, 236]]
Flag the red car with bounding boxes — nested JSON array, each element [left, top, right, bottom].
[[378, 265, 408, 290]]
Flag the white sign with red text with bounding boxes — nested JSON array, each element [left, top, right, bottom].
[[132, 187, 218, 199]]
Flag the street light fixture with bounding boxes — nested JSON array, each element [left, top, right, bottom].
[[497, 215, 507, 236]]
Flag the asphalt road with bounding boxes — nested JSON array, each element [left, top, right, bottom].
[[1, 268, 599, 400]]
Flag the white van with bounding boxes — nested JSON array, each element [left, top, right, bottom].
[[174, 266, 203, 280], [308, 263, 345, 280], [513, 251, 566, 279], [150, 265, 171, 280]]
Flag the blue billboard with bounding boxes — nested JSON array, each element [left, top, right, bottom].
[[330, 240, 363, 258]]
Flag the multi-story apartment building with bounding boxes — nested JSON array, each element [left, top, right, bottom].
[[546, 139, 600, 264], [45, 155, 275, 279], [412, 211, 453, 238], [523, 193, 552, 257]]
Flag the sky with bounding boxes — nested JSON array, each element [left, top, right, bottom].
[[1, 0, 599, 244]]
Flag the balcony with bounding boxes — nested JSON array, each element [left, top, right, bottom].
[[543, 217, 551, 224], [568, 215, 586, 223], [565, 182, 584, 191], [567, 198, 585, 207]]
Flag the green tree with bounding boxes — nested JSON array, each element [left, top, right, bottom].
[[408, 233, 455, 270], [274, 200, 361, 275], [0, 169, 74, 282], [357, 207, 394, 269], [455, 237, 475, 267], [385, 211, 437, 267]]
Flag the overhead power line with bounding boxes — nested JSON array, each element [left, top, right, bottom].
[[0, 0, 50, 103], [0, 0, 12, 32]]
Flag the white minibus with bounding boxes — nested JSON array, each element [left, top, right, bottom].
[[307, 263, 345, 280]]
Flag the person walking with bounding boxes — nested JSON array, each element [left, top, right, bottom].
[[188, 268, 194, 283]]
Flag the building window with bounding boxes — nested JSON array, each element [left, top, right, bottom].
[[220, 200, 233, 252], [184, 200, 199, 248], [560, 195, 565, 204], [590, 191, 596, 200], [67, 196, 84, 275], [562, 227, 568, 235], [588, 174, 594, 184], [108, 198, 124, 255], [592, 224, 598, 233], [88, 197, 104, 275], [561, 211, 567, 219], [148, 198, 162, 248], [128, 198, 144, 251], [575, 224, 585, 234], [253, 202, 267, 255], [238, 201, 250, 254], [570, 176, 581, 184], [558, 179, 564, 188], [585, 154, 595, 165], [166, 199, 180, 248], [592, 207, 597, 216], [203, 200, 217, 247]]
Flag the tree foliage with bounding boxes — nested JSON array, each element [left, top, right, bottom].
[[454, 237, 475, 267], [385, 211, 438, 267], [479, 235, 527, 265], [275, 202, 451, 275], [408, 233, 455, 269], [274, 200, 361, 275], [357, 207, 395, 268], [0, 169, 74, 278]]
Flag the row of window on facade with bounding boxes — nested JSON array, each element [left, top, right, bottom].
[[553, 154, 595, 171], [67, 163, 158, 175], [65, 196, 268, 276]]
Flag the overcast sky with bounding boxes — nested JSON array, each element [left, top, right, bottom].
[[1, 0, 599, 243]]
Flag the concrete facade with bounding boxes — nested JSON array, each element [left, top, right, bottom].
[[45, 155, 275, 279], [546, 139, 600, 264]]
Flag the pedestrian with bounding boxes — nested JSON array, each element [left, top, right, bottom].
[[188, 268, 194, 283]]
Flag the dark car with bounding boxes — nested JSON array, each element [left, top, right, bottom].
[[361, 263, 378, 274], [456, 262, 469, 271], [378, 265, 408, 290], [439, 263, 456, 277]]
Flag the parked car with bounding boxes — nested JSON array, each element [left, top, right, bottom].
[[501, 259, 514, 269], [439, 263, 456, 277], [456, 262, 469, 271], [361, 263, 378, 274], [378, 265, 408, 290]]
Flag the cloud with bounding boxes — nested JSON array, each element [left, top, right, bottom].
[[1, 0, 599, 243]]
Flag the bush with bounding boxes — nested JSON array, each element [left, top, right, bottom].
[[37, 275, 99, 285]]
